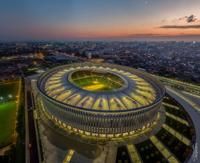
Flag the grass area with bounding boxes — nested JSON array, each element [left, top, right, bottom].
[[135, 139, 168, 163], [1, 79, 25, 163], [0, 81, 19, 148], [83, 83, 111, 91], [73, 77, 122, 91], [165, 116, 194, 140], [22, 67, 38, 76], [71, 70, 125, 92], [156, 128, 192, 162], [0, 82, 18, 98], [164, 106, 188, 121], [116, 146, 131, 163], [126, 95, 194, 163], [163, 95, 195, 141], [163, 96, 188, 120], [163, 96, 178, 106], [0, 101, 16, 147]]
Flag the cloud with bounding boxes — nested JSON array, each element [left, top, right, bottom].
[[161, 14, 200, 25], [186, 15, 197, 23], [176, 14, 198, 23], [160, 24, 200, 29], [159, 14, 200, 29]]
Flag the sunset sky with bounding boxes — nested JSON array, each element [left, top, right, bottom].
[[1, 0, 200, 40]]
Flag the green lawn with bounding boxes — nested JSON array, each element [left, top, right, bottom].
[[0, 82, 18, 100], [0, 81, 19, 148], [0, 101, 16, 147], [73, 77, 121, 91]]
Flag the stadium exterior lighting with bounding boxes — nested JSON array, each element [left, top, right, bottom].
[[8, 94, 13, 98], [36, 63, 165, 141]]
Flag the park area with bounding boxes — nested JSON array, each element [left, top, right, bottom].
[[0, 80, 20, 148]]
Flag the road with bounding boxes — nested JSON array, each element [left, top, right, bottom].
[[166, 87, 200, 163], [181, 91, 200, 107], [25, 79, 39, 163]]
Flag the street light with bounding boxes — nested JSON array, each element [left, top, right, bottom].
[[8, 94, 13, 98]]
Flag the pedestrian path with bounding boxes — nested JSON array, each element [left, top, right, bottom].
[[150, 135, 179, 163], [162, 124, 191, 146], [165, 112, 189, 126], [63, 149, 75, 163], [127, 144, 142, 163]]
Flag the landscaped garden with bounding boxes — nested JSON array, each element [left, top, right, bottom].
[[115, 94, 195, 163]]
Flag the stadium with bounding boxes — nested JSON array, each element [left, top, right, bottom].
[[36, 63, 165, 141]]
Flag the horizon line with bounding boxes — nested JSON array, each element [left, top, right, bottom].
[[1, 34, 200, 42]]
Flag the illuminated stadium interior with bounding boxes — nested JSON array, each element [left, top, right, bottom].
[[36, 63, 165, 140], [40, 63, 163, 111], [69, 70, 125, 92]]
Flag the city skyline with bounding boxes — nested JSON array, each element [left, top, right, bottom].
[[1, 0, 200, 41]]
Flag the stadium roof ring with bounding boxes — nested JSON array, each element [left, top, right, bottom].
[[37, 62, 165, 112], [36, 62, 165, 140]]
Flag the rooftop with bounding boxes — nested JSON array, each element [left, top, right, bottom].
[[38, 63, 164, 112]]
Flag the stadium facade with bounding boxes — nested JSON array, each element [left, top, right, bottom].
[[36, 63, 165, 141]]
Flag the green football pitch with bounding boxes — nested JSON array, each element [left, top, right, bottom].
[[0, 101, 17, 147], [0, 81, 20, 147], [0, 82, 19, 98], [72, 76, 124, 91]]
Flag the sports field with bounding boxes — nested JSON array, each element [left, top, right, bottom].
[[71, 71, 124, 91], [0, 81, 20, 147]]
